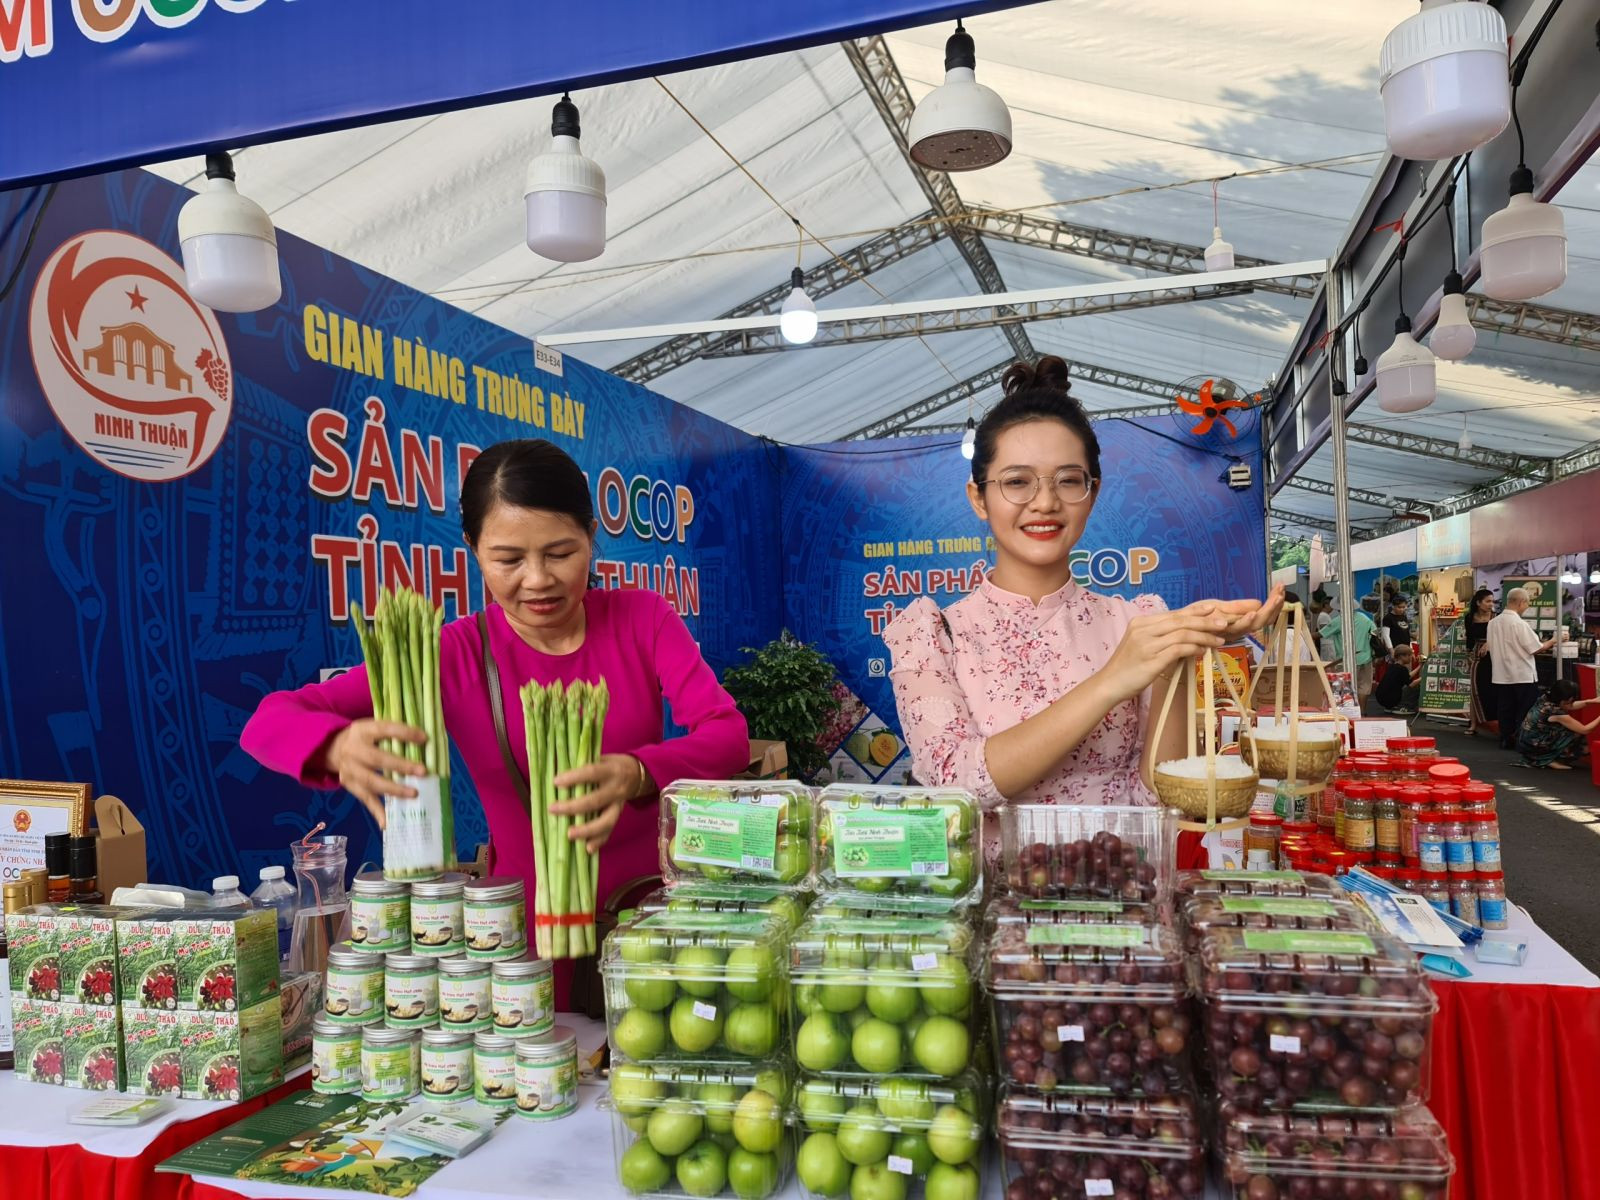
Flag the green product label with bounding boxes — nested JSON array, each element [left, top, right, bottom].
[[439, 976, 493, 1031], [349, 895, 410, 952], [1219, 898, 1339, 917], [832, 809, 949, 878], [635, 911, 771, 933], [361, 1042, 419, 1101], [465, 899, 527, 960], [411, 898, 465, 956], [175, 910, 280, 1013], [1024, 925, 1148, 947], [312, 1032, 362, 1094], [1240, 931, 1378, 955], [1200, 870, 1305, 883], [675, 798, 781, 873], [1017, 899, 1125, 913], [475, 1047, 517, 1107]]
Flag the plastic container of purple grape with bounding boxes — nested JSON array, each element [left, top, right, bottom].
[[1179, 892, 1378, 955], [1176, 869, 1344, 901], [1000, 805, 1176, 903], [987, 895, 1168, 933], [1198, 928, 1436, 1114], [987, 922, 1195, 1098], [998, 1088, 1207, 1200], [1219, 1103, 1454, 1199]]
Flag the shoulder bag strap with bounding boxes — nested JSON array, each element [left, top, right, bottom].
[[478, 611, 531, 812]]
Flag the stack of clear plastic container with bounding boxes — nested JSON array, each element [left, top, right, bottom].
[[660, 781, 815, 889], [998, 1091, 1207, 1200], [811, 786, 982, 906], [999, 805, 1177, 904], [634, 882, 812, 936], [1178, 890, 1378, 955], [1218, 1104, 1454, 1199]]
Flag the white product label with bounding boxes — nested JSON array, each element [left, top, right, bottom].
[[692, 1001, 717, 1022], [1086, 1182, 1115, 1197], [492, 976, 554, 1036], [1058, 1025, 1085, 1043], [533, 342, 564, 377], [385, 776, 446, 877], [0, 976, 12, 1055], [421, 1046, 474, 1099], [1269, 1034, 1302, 1054], [465, 899, 526, 958], [386, 973, 439, 1026], [887, 1156, 913, 1176], [349, 894, 409, 952], [910, 953, 938, 972]]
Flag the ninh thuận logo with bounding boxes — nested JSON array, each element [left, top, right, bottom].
[[29, 231, 233, 482]]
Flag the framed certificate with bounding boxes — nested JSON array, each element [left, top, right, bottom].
[[0, 780, 92, 886]]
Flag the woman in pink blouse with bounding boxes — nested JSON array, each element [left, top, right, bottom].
[[242, 440, 748, 1001], [885, 358, 1281, 859]]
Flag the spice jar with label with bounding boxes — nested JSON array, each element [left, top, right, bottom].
[[1397, 788, 1429, 860], [1476, 870, 1508, 929], [1418, 875, 1451, 914], [474, 1031, 518, 1107], [1244, 813, 1283, 870], [491, 957, 554, 1038], [1460, 782, 1497, 815], [349, 874, 411, 954], [1416, 814, 1447, 876], [384, 953, 440, 1029], [1394, 867, 1423, 895], [1430, 784, 1462, 812], [464, 877, 528, 961], [411, 876, 467, 957], [1319, 759, 1353, 832], [325, 945, 385, 1025], [514, 1026, 578, 1121], [1374, 784, 1403, 860], [1472, 812, 1501, 870], [1440, 811, 1474, 877], [438, 957, 492, 1032], [421, 1027, 475, 1100], [311, 1017, 363, 1094], [1449, 874, 1480, 925], [1341, 784, 1376, 853]]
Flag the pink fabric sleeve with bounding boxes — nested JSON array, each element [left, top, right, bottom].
[[239, 664, 376, 788], [883, 598, 1003, 810], [630, 595, 750, 794]]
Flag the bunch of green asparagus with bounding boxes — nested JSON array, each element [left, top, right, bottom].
[[520, 679, 610, 959], [351, 588, 454, 882]]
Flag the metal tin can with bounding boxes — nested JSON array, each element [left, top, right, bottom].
[[384, 953, 440, 1029], [438, 957, 493, 1032], [324, 945, 385, 1025], [410, 876, 466, 957], [420, 1027, 475, 1100], [464, 877, 528, 961], [360, 1026, 420, 1102], [311, 1016, 363, 1094], [514, 1026, 578, 1121], [350, 874, 411, 954], [491, 957, 554, 1037], [474, 1031, 518, 1107]]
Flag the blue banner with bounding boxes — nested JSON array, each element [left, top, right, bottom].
[[780, 424, 1267, 784], [0, 169, 782, 888], [0, 0, 1023, 189]]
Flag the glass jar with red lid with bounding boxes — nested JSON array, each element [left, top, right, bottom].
[[1387, 736, 1437, 756], [1319, 758, 1354, 832], [1460, 782, 1496, 815], [1244, 812, 1284, 871], [1397, 790, 1428, 861], [1389, 754, 1431, 783], [1324, 847, 1357, 875], [1430, 784, 1462, 811], [1341, 783, 1376, 852], [1394, 866, 1423, 894], [1428, 761, 1470, 787]]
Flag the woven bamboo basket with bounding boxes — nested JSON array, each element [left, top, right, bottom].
[[1152, 763, 1259, 820], [1241, 732, 1341, 785]]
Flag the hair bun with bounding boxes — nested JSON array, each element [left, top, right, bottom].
[[1002, 356, 1073, 398]]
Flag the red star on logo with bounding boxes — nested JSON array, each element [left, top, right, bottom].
[[127, 286, 148, 312]]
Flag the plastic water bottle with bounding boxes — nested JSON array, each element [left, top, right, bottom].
[[211, 875, 252, 908], [249, 866, 298, 963]]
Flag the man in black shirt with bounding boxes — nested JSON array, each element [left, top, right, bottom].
[[1383, 597, 1413, 652]]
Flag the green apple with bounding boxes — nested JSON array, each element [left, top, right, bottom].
[[646, 1097, 704, 1157], [891, 1132, 935, 1178], [670, 995, 725, 1053], [925, 1105, 978, 1165], [852, 876, 894, 895], [851, 1018, 904, 1074], [773, 835, 808, 884], [798, 1084, 848, 1132], [847, 1006, 874, 1033], [819, 978, 865, 1014], [712, 1130, 739, 1154], [611, 1064, 668, 1118], [849, 1162, 907, 1200], [625, 967, 679, 1012], [732, 1088, 783, 1154], [752, 1068, 788, 1106], [619, 1140, 673, 1194], [728, 1147, 780, 1200], [795, 983, 823, 1017], [700, 1082, 740, 1135], [927, 847, 975, 899], [619, 931, 669, 965], [725, 945, 777, 1003], [724, 1003, 779, 1057], [865, 956, 919, 1024], [764, 894, 807, 931], [674, 946, 728, 999], [797, 1132, 852, 1197], [835, 1104, 890, 1166], [676, 1140, 729, 1199], [875, 1078, 935, 1124], [613, 1008, 667, 1060], [918, 959, 971, 1018], [925, 1162, 979, 1200], [912, 1016, 969, 1077], [795, 1011, 848, 1072], [624, 1113, 650, 1135]]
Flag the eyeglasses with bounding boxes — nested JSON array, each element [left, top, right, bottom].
[[979, 468, 1096, 505]]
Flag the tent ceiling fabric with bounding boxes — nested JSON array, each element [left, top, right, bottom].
[[144, 0, 1598, 520]]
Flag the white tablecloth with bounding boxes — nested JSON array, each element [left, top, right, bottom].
[[1434, 905, 1599, 988]]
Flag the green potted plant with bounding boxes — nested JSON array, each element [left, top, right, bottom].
[[721, 632, 842, 782]]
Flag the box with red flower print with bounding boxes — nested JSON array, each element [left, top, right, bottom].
[[61, 1002, 124, 1090], [118, 910, 178, 1009], [58, 907, 121, 1007], [124, 1004, 185, 1097], [179, 997, 284, 1102], [174, 909, 280, 1012]]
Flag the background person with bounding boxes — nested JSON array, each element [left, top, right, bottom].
[[1517, 679, 1600, 770], [1488, 587, 1556, 751], [1464, 587, 1497, 736], [1320, 599, 1380, 708], [1374, 645, 1422, 714]]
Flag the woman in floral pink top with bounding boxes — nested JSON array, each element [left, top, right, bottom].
[[885, 358, 1281, 859]]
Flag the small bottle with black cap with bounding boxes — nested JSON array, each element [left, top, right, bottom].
[[44, 833, 72, 902], [68, 837, 104, 904]]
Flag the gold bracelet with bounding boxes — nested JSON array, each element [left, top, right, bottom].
[[635, 756, 651, 799]]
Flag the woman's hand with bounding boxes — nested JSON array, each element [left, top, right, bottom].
[[1101, 602, 1235, 705], [324, 720, 429, 828], [550, 754, 650, 852], [1204, 583, 1288, 640]]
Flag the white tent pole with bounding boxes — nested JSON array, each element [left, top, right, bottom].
[[1327, 265, 1357, 698]]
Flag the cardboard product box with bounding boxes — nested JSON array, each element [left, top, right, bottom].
[[117, 910, 178, 1009], [735, 739, 789, 780], [11, 999, 64, 1085], [179, 997, 285, 1102], [123, 1004, 185, 1097], [60, 1002, 124, 1091], [93, 795, 148, 899], [5, 908, 59, 1001], [174, 908, 280, 1011], [56, 906, 119, 1006]]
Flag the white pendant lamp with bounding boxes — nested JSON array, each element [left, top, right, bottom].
[[1430, 270, 1477, 361], [525, 94, 606, 262], [1379, 0, 1509, 160], [177, 152, 281, 313], [778, 268, 817, 345], [908, 21, 1012, 172], [1204, 181, 1234, 271], [1589, 569, 1600, 585], [1480, 165, 1567, 300], [1376, 315, 1437, 413], [960, 417, 977, 459]]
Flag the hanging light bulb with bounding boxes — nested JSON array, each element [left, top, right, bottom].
[[1457, 414, 1472, 452], [1430, 270, 1476, 361], [960, 418, 977, 460], [524, 94, 606, 262], [1204, 181, 1234, 271], [177, 152, 281, 312], [1481, 165, 1567, 300], [779, 268, 817, 345], [1379, 0, 1509, 160], [908, 21, 1012, 171], [1376, 315, 1437, 413], [1589, 568, 1600, 585]]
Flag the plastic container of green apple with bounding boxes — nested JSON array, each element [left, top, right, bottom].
[[789, 914, 980, 1079], [660, 781, 814, 887], [812, 786, 981, 905], [790, 1071, 987, 1200], [998, 1089, 1207, 1200], [1217, 1103, 1454, 1199], [602, 910, 791, 1065], [607, 1060, 793, 1200], [637, 884, 813, 934]]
